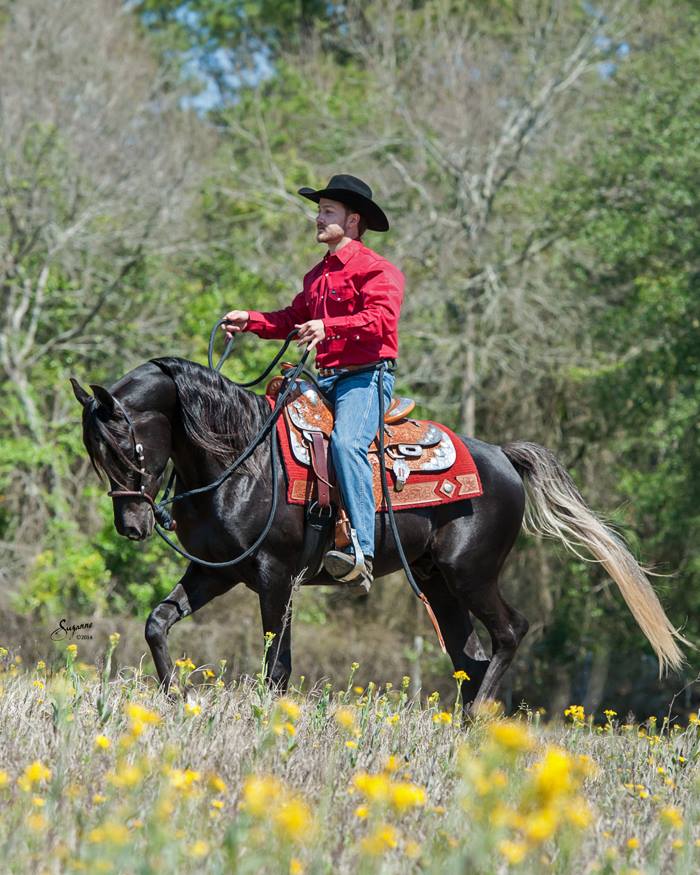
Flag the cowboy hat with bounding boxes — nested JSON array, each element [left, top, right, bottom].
[[297, 174, 389, 232]]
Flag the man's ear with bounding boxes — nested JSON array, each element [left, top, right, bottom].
[[89, 384, 115, 416], [70, 378, 91, 407]]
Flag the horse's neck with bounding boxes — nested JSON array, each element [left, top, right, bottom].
[[169, 375, 266, 485]]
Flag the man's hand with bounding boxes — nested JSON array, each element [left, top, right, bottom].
[[222, 310, 249, 341], [295, 319, 326, 350]]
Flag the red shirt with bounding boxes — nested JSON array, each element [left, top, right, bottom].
[[245, 239, 404, 368]]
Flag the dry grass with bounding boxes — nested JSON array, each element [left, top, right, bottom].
[[0, 639, 699, 875]]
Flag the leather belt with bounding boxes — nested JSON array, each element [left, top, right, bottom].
[[317, 359, 395, 378]]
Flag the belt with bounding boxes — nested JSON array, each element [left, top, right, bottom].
[[317, 359, 396, 378]]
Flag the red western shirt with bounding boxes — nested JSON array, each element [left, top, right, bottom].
[[245, 238, 404, 368]]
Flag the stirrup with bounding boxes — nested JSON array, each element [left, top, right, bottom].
[[323, 528, 365, 581]]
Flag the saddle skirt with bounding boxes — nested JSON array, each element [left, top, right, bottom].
[[266, 376, 483, 512]]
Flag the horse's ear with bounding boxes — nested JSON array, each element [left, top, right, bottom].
[[89, 384, 115, 416], [70, 378, 92, 408]]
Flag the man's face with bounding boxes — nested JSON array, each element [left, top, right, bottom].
[[316, 197, 360, 244]]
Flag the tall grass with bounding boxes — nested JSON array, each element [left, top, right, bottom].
[[0, 640, 698, 874]]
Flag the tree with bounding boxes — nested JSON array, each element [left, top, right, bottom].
[[0, 0, 207, 588]]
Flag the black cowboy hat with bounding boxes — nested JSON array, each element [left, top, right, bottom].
[[297, 174, 389, 232]]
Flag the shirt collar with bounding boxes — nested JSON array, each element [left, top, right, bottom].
[[326, 238, 361, 266]]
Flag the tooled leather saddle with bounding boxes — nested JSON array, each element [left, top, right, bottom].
[[266, 373, 458, 515]]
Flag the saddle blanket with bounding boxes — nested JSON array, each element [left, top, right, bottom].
[[265, 394, 483, 511]]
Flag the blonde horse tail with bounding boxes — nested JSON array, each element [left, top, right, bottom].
[[502, 441, 689, 676]]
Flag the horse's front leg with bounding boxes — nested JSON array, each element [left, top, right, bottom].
[[145, 563, 234, 692], [258, 579, 294, 692]]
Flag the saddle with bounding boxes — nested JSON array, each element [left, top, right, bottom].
[[266, 374, 457, 510]]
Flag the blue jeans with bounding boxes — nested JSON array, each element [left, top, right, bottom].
[[316, 367, 395, 559]]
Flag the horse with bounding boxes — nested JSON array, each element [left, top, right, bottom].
[[70, 356, 686, 708]]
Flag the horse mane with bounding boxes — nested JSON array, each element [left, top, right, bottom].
[[149, 357, 269, 475], [82, 357, 269, 484]]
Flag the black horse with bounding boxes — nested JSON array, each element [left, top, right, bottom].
[[71, 357, 685, 707]]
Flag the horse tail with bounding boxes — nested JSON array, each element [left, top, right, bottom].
[[502, 440, 689, 676]]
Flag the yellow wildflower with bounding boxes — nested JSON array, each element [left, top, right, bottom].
[[169, 768, 201, 791], [405, 840, 422, 859], [433, 711, 452, 725], [109, 632, 120, 646], [184, 701, 202, 717], [126, 702, 161, 725], [627, 837, 639, 849], [106, 763, 143, 788], [208, 774, 227, 794], [488, 720, 534, 752], [360, 823, 399, 856], [274, 797, 315, 843], [94, 735, 111, 750], [354, 805, 369, 819], [210, 799, 224, 810], [36, 660, 46, 670], [289, 859, 304, 875], [88, 822, 129, 845], [386, 714, 399, 726], [334, 708, 357, 731], [27, 814, 47, 833], [278, 698, 301, 721], [353, 772, 391, 803], [660, 807, 683, 830], [498, 840, 528, 865], [531, 747, 574, 803], [92, 794, 106, 804], [389, 781, 427, 812], [453, 670, 470, 682], [242, 775, 284, 816], [17, 761, 51, 791], [66, 644, 77, 656], [384, 755, 400, 773], [525, 809, 558, 843], [564, 704, 585, 723], [188, 840, 209, 859], [0, 771, 9, 789], [345, 740, 357, 749]]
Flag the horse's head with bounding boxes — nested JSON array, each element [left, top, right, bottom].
[[71, 375, 173, 540]]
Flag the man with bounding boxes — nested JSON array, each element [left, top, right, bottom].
[[223, 174, 404, 594]]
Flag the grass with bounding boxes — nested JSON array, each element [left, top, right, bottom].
[[0, 638, 698, 874]]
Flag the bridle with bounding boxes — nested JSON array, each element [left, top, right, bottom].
[[99, 325, 310, 566], [105, 395, 170, 526]]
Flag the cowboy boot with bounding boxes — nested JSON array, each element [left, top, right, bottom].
[[345, 557, 373, 597], [323, 546, 358, 580]]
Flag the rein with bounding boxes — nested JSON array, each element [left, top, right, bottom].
[[107, 323, 309, 567]]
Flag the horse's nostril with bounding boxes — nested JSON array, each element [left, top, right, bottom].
[[124, 526, 143, 540]]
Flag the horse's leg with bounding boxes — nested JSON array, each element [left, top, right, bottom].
[[258, 582, 294, 691], [461, 582, 529, 712], [145, 563, 234, 692], [417, 570, 491, 706]]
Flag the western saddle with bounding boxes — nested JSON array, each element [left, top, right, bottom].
[[266, 373, 457, 514]]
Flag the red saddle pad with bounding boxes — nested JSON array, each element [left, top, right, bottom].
[[266, 396, 483, 511]]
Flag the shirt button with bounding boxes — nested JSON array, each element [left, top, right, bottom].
[[353, 334, 359, 340]]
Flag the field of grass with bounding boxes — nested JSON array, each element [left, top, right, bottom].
[[0, 636, 698, 875]]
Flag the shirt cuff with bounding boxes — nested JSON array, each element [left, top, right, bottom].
[[245, 310, 267, 332], [322, 316, 352, 330]]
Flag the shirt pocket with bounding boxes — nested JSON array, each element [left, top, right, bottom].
[[326, 278, 357, 314]]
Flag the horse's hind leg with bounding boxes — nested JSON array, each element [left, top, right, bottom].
[[417, 570, 490, 705], [145, 564, 234, 692]]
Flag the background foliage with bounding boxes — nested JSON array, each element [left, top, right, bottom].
[[1, 0, 698, 716]]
